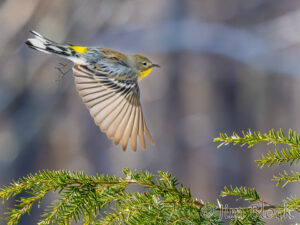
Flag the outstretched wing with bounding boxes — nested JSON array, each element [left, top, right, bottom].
[[72, 64, 154, 151]]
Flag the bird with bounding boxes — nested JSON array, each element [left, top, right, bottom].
[[25, 31, 159, 151]]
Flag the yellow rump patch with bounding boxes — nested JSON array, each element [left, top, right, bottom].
[[70, 45, 87, 54], [139, 68, 152, 80]]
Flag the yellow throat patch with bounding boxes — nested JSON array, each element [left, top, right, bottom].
[[70, 45, 87, 54], [139, 68, 152, 80]]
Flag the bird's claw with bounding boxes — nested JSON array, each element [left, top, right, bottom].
[[55, 62, 71, 81]]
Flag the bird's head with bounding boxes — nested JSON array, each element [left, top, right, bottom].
[[131, 55, 160, 80]]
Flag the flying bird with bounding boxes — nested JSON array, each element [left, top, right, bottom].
[[26, 31, 159, 151]]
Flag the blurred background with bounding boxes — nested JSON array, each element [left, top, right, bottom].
[[0, 0, 300, 224]]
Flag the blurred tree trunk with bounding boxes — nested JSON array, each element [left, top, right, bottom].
[[212, 57, 253, 205], [164, 0, 189, 178]]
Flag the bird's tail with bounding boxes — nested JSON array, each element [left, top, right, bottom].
[[25, 31, 73, 58]]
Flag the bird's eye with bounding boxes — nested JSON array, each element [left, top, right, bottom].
[[143, 62, 147, 66]]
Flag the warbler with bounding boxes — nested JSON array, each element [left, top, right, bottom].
[[25, 31, 159, 151]]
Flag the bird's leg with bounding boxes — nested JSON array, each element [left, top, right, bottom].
[[55, 62, 71, 81]]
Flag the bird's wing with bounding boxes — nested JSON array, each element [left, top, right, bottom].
[[72, 64, 154, 151]]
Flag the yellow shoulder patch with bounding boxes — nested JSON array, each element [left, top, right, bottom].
[[139, 68, 152, 80], [70, 45, 87, 54]]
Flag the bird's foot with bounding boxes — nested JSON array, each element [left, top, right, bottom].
[[55, 62, 71, 81]]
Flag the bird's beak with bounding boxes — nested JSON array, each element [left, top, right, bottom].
[[151, 64, 160, 68]]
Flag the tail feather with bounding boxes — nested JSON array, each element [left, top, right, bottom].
[[29, 30, 59, 44], [25, 31, 71, 57], [26, 31, 88, 64]]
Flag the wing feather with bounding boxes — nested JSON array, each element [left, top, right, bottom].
[[138, 107, 146, 149], [130, 104, 139, 152], [114, 95, 134, 147], [144, 122, 154, 145], [73, 64, 154, 151], [99, 96, 127, 131], [121, 98, 137, 151], [105, 96, 130, 136]]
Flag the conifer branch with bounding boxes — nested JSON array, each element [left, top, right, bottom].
[[1, 169, 299, 224], [214, 129, 300, 148], [1, 169, 222, 225], [220, 186, 261, 203], [255, 147, 300, 167], [1, 129, 299, 224], [273, 171, 300, 187], [275, 196, 300, 219], [215, 129, 300, 223]]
